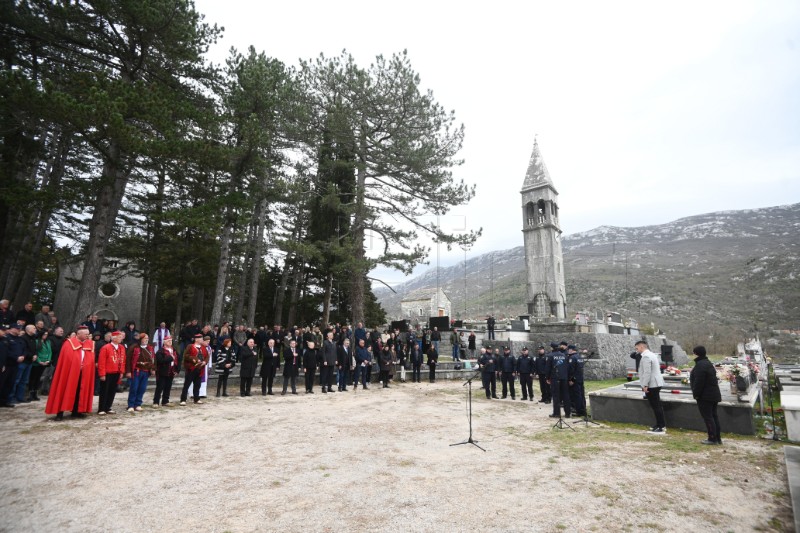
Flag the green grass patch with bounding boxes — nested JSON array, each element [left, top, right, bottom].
[[584, 378, 628, 393]]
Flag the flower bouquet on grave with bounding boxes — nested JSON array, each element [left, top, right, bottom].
[[665, 366, 681, 376], [730, 364, 749, 392]]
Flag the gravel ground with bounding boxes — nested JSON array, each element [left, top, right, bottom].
[[0, 381, 793, 532]]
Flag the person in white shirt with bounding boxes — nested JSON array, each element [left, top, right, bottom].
[[636, 340, 666, 434]]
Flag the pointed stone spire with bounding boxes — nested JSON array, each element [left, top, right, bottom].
[[521, 136, 553, 191]]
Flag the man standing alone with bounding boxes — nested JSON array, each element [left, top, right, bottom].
[[637, 340, 666, 434]]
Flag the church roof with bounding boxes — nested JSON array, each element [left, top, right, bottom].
[[521, 138, 554, 191]]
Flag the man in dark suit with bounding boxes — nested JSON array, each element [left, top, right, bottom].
[[281, 339, 301, 395], [260, 338, 280, 395], [336, 338, 352, 391], [321, 331, 337, 393]]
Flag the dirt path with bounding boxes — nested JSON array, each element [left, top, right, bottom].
[[0, 381, 792, 532]]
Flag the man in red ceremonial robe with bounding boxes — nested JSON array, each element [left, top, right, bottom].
[[45, 325, 95, 420]]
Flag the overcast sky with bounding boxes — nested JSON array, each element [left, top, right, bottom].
[[194, 0, 800, 287]]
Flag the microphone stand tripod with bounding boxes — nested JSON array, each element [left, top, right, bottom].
[[451, 370, 485, 451]]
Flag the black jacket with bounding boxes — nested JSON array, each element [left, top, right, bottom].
[[260, 345, 280, 377], [690, 356, 721, 402], [302, 347, 319, 371], [478, 352, 497, 373], [336, 345, 353, 369], [534, 353, 549, 376], [568, 353, 584, 383], [238, 345, 258, 378], [517, 354, 535, 373], [549, 350, 569, 380], [499, 353, 516, 373], [21, 333, 37, 363], [283, 347, 301, 377]]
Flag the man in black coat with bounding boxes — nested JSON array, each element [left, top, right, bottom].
[[260, 338, 281, 396], [321, 331, 337, 393], [498, 346, 516, 399], [548, 342, 571, 418], [477, 347, 498, 399], [302, 340, 319, 394], [567, 345, 586, 416], [281, 339, 301, 395], [689, 345, 723, 445], [534, 346, 551, 404], [336, 339, 352, 391], [517, 346, 535, 401]]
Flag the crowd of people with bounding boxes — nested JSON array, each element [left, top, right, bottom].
[[0, 301, 724, 445], [0, 302, 471, 418], [475, 341, 587, 419]]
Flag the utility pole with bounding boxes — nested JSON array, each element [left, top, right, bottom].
[[490, 252, 494, 316]]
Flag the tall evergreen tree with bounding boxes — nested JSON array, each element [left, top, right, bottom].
[[299, 50, 480, 325]]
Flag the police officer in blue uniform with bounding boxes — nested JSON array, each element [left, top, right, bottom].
[[568, 345, 587, 416], [548, 341, 572, 418], [517, 346, 535, 401], [477, 346, 498, 399], [535, 345, 551, 404], [498, 346, 516, 399]]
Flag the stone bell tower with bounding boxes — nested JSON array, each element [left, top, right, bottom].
[[520, 138, 567, 320]]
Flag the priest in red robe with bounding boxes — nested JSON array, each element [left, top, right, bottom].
[[45, 325, 95, 420]]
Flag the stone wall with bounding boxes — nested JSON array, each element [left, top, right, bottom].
[[482, 333, 687, 380]]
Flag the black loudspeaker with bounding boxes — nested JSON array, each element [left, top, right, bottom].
[[391, 320, 409, 332], [453, 320, 464, 328], [661, 345, 674, 363], [428, 317, 450, 331]]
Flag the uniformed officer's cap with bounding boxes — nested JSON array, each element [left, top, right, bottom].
[[568, 345, 577, 351], [559, 340, 568, 346], [537, 346, 545, 350], [521, 346, 529, 351], [549, 342, 558, 348], [503, 346, 510, 350]]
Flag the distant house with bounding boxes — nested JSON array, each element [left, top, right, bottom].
[[400, 288, 451, 320]]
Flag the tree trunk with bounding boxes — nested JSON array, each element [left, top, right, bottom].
[[273, 250, 292, 327], [232, 219, 255, 326], [72, 141, 129, 326], [321, 273, 332, 329], [139, 277, 149, 326], [145, 280, 157, 333], [246, 196, 268, 327], [285, 260, 303, 329], [174, 286, 184, 333], [209, 213, 234, 327], [349, 149, 369, 326], [191, 286, 205, 324], [11, 131, 71, 308]]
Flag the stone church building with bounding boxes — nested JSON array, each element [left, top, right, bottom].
[[54, 259, 143, 329]]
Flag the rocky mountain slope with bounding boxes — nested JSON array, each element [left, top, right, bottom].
[[375, 203, 800, 356]]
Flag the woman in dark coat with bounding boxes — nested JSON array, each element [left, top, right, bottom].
[[215, 338, 237, 397], [238, 338, 257, 397], [410, 342, 423, 383], [123, 321, 139, 348], [379, 344, 393, 388], [427, 345, 438, 383], [689, 345, 722, 445]]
